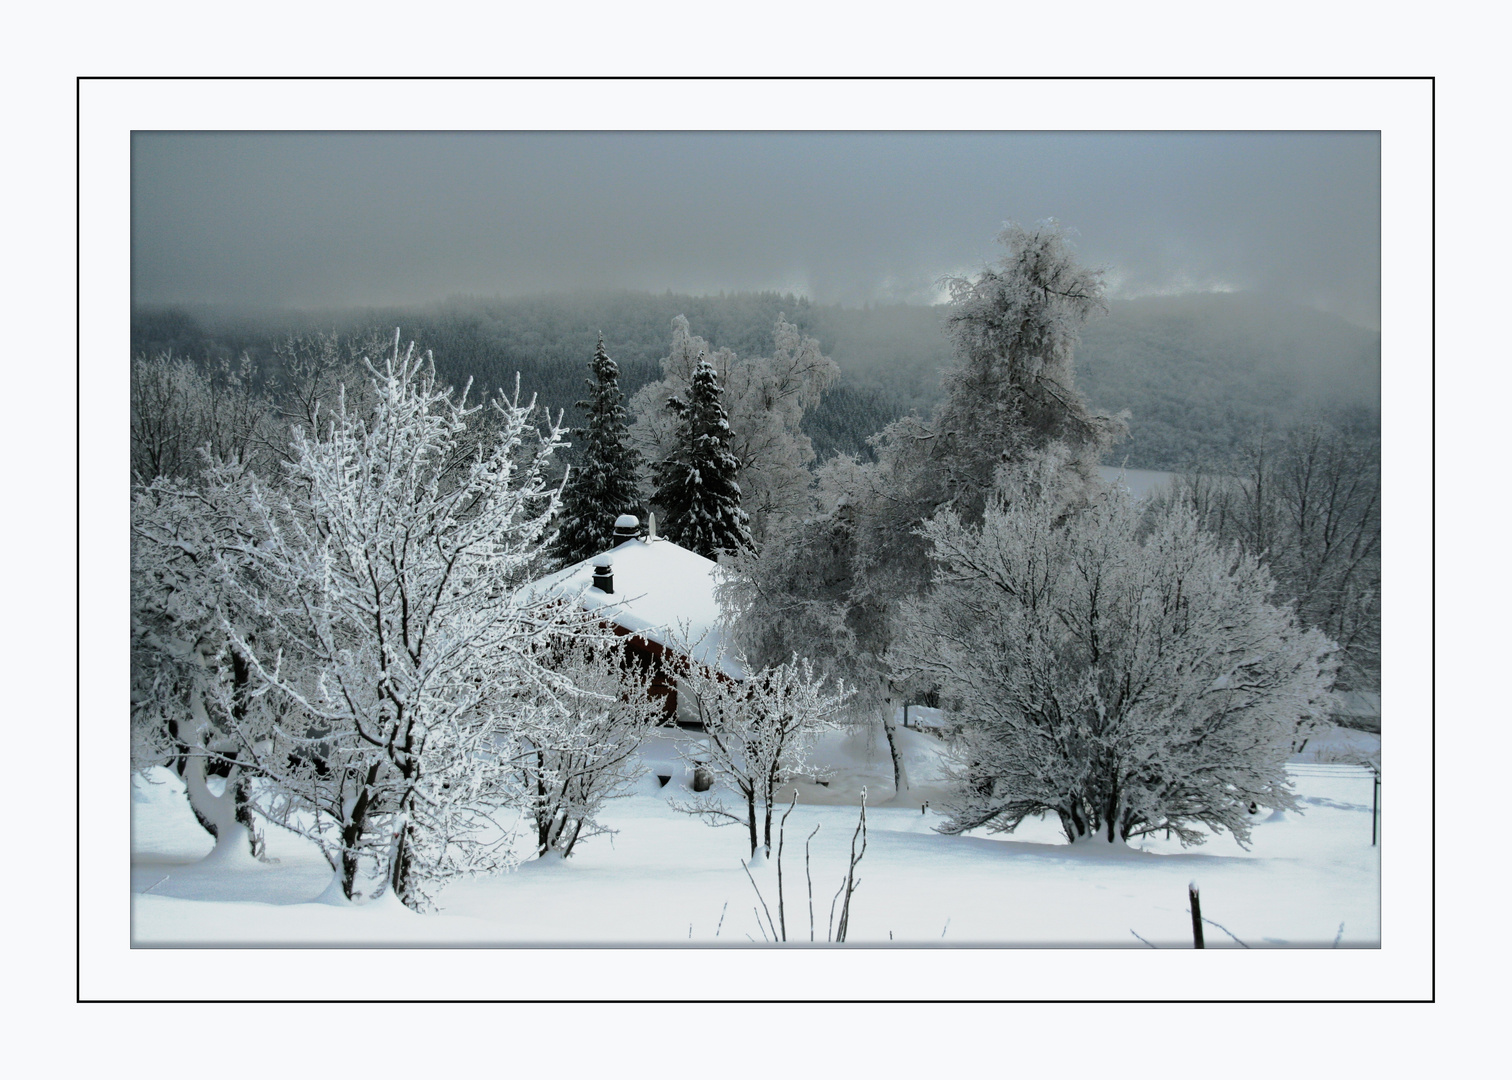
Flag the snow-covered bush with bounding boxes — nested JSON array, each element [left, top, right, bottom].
[[892, 457, 1337, 847], [516, 635, 659, 858], [672, 651, 852, 858]]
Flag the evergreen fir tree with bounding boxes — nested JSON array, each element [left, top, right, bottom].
[[653, 354, 753, 560], [553, 335, 645, 566]]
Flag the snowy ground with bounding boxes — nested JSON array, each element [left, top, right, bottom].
[[131, 721, 1380, 948]]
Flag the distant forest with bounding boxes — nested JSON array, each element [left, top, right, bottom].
[[131, 289, 1380, 472]]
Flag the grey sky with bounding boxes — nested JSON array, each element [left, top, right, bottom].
[[132, 131, 1380, 328]]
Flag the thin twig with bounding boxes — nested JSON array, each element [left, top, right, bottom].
[[742, 859, 778, 942], [754, 908, 769, 943], [777, 791, 797, 942], [716, 900, 728, 938], [1130, 928, 1158, 948], [836, 789, 868, 942], [941, 918, 951, 939], [805, 823, 820, 943], [1332, 921, 1345, 948], [1195, 914, 1251, 948]]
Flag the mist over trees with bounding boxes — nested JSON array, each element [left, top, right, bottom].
[[132, 283, 1379, 476]]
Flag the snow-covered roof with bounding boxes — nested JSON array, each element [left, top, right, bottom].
[[526, 537, 744, 679]]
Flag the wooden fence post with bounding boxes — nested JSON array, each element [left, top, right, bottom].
[[1189, 883, 1205, 948], [1372, 770, 1380, 846]]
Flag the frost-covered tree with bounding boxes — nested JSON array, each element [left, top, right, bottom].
[[652, 355, 753, 559], [221, 335, 604, 908], [130, 353, 273, 483], [673, 652, 851, 858], [131, 469, 278, 861], [1155, 421, 1380, 693], [734, 224, 1125, 787], [715, 512, 910, 791], [891, 458, 1337, 847], [552, 335, 645, 566], [263, 330, 392, 461], [515, 636, 658, 859], [630, 314, 837, 544], [937, 220, 1122, 501]]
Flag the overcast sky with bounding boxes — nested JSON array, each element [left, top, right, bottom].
[[132, 131, 1380, 328]]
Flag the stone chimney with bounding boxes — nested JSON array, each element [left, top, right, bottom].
[[612, 514, 640, 544], [591, 556, 614, 594]]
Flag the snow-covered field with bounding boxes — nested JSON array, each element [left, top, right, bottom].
[[131, 721, 1380, 948]]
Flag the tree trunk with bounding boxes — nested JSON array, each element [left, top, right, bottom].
[[561, 818, 584, 859], [180, 740, 260, 860], [231, 773, 266, 860], [746, 787, 759, 858], [339, 765, 380, 901], [881, 714, 907, 797], [388, 816, 415, 909]]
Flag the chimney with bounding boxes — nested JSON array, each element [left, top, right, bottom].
[[612, 514, 640, 544], [591, 556, 614, 594]]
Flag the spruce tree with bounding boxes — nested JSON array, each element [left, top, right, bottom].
[[653, 354, 753, 560], [553, 336, 645, 566]]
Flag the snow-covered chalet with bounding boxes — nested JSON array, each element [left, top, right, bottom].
[[525, 514, 745, 724]]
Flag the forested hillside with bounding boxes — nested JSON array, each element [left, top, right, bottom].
[[1075, 293, 1381, 469], [131, 288, 1379, 471]]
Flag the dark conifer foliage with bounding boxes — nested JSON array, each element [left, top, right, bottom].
[[552, 336, 646, 566], [653, 355, 753, 560]]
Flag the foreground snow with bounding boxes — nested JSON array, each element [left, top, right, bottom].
[[132, 725, 1380, 947]]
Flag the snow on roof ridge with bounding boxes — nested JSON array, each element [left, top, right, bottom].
[[523, 535, 742, 678]]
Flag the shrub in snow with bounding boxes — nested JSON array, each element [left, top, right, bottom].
[[892, 456, 1337, 847], [671, 650, 852, 858], [514, 635, 660, 859]]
